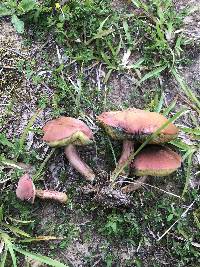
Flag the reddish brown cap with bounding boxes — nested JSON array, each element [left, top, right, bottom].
[[16, 174, 36, 203], [131, 145, 182, 176], [97, 108, 178, 143], [43, 117, 93, 147]]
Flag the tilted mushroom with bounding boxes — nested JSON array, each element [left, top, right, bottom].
[[42, 117, 95, 181], [16, 174, 68, 204], [97, 108, 178, 173], [121, 145, 182, 193]]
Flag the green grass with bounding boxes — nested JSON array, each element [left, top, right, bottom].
[[0, 0, 200, 266]]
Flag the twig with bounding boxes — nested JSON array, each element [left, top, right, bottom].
[[157, 200, 196, 241]]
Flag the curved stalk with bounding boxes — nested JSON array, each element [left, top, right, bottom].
[[118, 140, 134, 170], [111, 140, 134, 182], [121, 176, 147, 193], [36, 190, 68, 204], [64, 144, 95, 181]]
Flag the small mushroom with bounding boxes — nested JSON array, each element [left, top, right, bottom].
[[121, 145, 182, 193], [42, 117, 95, 181], [16, 174, 68, 204], [97, 108, 178, 173]]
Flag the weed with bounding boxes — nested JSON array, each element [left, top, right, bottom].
[[0, 205, 68, 266]]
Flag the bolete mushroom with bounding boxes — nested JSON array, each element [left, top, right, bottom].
[[42, 117, 95, 181], [121, 145, 182, 193], [97, 108, 178, 173], [16, 174, 68, 204]]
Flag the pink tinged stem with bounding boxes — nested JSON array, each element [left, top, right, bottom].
[[64, 144, 95, 182], [121, 176, 147, 193], [117, 140, 134, 175], [35, 190, 68, 204]]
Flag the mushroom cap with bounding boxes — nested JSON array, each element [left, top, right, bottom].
[[16, 174, 36, 203], [97, 108, 178, 143], [43, 117, 93, 147], [131, 145, 182, 176]]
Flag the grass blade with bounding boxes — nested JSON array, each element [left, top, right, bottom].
[[2, 233, 17, 267], [123, 20, 132, 44], [138, 65, 167, 85], [171, 68, 200, 113], [0, 247, 8, 267], [170, 139, 192, 151], [180, 127, 200, 136], [106, 136, 117, 167], [19, 109, 42, 154], [1, 223, 30, 238], [154, 92, 164, 113], [162, 99, 177, 116], [182, 148, 195, 162], [32, 148, 55, 181], [182, 150, 194, 197], [193, 212, 200, 230], [13, 246, 68, 267]]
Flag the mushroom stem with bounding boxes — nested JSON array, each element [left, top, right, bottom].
[[35, 190, 68, 204], [116, 140, 134, 176], [64, 144, 95, 181], [121, 176, 147, 193], [118, 140, 134, 166]]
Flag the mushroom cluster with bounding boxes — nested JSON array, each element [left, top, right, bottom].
[[97, 108, 181, 192], [16, 108, 182, 205], [16, 117, 95, 205]]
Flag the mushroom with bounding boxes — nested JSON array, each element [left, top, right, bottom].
[[16, 174, 68, 204], [97, 108, 178, 174], [121, 145, 182, 193], [42, 117, 95, 181]]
